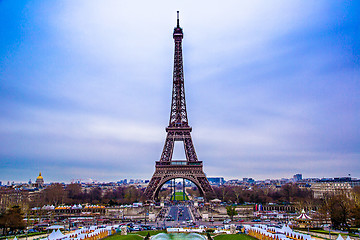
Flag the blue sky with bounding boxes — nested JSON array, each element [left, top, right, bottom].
[[0, 1, 359, 183]]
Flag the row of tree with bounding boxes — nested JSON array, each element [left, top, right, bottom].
[[30, 184, 145, 207], [1, 183, 312, 208], [202, 184, 314, 205]]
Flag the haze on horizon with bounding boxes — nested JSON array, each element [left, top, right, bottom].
[[0, 1, 359, 183]]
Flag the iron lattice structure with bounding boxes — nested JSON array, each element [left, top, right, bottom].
[[144, 12, 214, 200]]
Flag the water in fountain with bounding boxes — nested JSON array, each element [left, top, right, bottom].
[[151, 232, 206, 240]]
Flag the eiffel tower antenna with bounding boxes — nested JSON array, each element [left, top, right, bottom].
[[177, 11, 180, 27], [144, 12, 214, 200]]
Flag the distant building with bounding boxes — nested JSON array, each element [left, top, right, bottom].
[[226, 179, 240, 185], [243, 178, 255, 184], [207, 177, 225, 186], [311, 182, 351, 198], [293, 174, 302, 182], [35, 172, 44, 188], [135, 179, 143, 184], [311, 178, 360, 198]]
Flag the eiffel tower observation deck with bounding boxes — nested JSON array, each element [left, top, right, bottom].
[[144, 12, 214, 200]]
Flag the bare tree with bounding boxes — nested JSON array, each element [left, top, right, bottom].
[[44, 183, 66, 205]]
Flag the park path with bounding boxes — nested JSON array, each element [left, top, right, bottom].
[[295, 230, 359, 240], [14, 233, 48, 240]]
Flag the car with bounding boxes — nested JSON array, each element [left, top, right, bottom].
[[236, 226, 243, 230], [131, 225, 142, 231], [141, 225, 151, 230]]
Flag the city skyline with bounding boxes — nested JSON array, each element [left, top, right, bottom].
[[1, 1, 359, 183]]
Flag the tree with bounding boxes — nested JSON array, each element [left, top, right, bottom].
[[226, 205, 237, 221], [321, 192, 353, 231], [350, 187, 360, 228], [232, 186, 244, 204], [89, 187, 102, 204], [0, 206, 25, 235], [44, 183, 66, 205], [213, 186, 231, 202], [124, 186, 142, 203], [158, 189, 171, 201], [220, 186, 230, 202], [66, 183, 82, 204]]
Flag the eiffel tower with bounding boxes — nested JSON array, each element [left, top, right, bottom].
[[144, 12, 213, 200]]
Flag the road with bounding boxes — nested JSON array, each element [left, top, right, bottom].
[[165, 204, 193, 225]]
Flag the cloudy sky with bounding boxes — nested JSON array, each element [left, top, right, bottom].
[[1, 1, 359, 183]]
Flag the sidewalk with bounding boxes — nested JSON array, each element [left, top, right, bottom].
[[5, 233, 49, 240]]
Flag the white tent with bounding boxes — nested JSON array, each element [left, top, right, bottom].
[[47, 225, 64, 230], [281, 225, 293, 234], [56, 229, 64, 238], [336, 235, 344, 240], [47, 229, 65, 240], [47, 230, 57, 240], [346, 236, 351, 240]]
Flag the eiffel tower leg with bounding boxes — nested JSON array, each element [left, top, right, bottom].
[[173, 179, 175, 201], [144, 175, 161, 200], [183, 178, 185, 201]]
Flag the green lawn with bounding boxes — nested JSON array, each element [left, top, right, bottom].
[[103, 233, 143, 240], [103, 231, 166, 240], [214, 234, 258, 240], [0, 232, 47, 239], [170, 191, 189, 201], [136, 230, 165, 236]]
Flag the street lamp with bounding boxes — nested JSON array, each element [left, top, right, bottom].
[[144, 206, 147, 225], [144, 202, 150, 226], [25, 212, 28, 240]]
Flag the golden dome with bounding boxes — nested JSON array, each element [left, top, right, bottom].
[[36, 172, 43, 180]]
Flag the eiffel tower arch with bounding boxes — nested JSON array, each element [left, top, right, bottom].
[[144, 12, 214, 200]]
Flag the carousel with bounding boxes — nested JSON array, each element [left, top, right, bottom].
[[296, 209, 312, 228]]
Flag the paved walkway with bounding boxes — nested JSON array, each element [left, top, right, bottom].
[[8, 233, 49, 240], [295, 230, 359, 240]]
